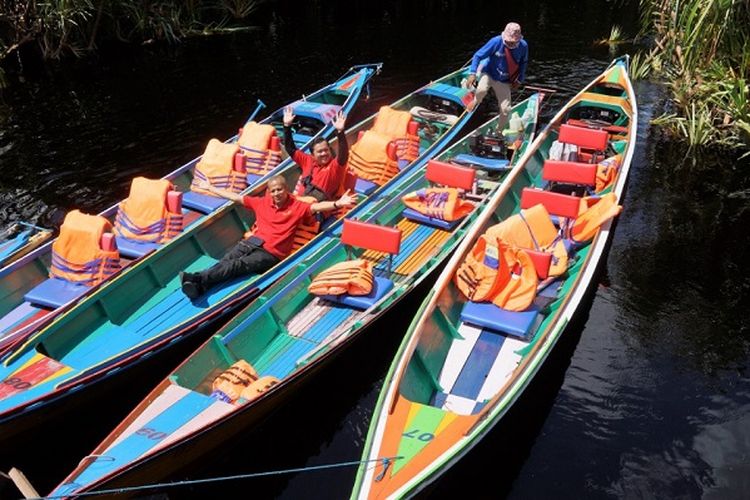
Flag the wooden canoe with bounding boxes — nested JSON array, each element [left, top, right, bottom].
[[352, 56, 637, 499]]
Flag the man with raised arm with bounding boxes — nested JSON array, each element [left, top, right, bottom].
[[180, 175, 357, 299], [282, 106, 350, 201]]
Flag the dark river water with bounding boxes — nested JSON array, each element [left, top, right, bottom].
[[1, 1, 749, 498]]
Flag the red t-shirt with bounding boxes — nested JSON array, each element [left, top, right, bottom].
[[242, 194, 315, 259], [292, 150, 346, 199]]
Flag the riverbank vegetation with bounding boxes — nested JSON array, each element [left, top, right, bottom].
[[0, 0, 267, 87], [632, 0, 750, 154]]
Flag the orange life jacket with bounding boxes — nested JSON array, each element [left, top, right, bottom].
[[485, 204, 569, 277], [372, 106, 419, 161], [401, 188, 474, 221], [596, 154, 622, 192], [491, 244, 538, 311], [570, 192, 623, 243], [308, 259, 375, 296], [191, 139, 246, 196], [238, 375, 281, 404], [211, 360, 259, 403], [454, 235, 510, 302], [50, 210, 121, 287], [455, 237, 538, 311], [238, 122, 282, 177], [348, 130, 400, 185], [114, 177, 183, 243]]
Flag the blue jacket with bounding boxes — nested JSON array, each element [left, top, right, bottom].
[[470, 36, 529, 83]]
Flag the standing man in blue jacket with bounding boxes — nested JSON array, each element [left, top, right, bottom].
[[466, 22, 529, 130]]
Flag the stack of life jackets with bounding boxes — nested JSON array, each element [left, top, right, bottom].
[[454, 195, 623, 311], [308, 259, 375, 296], [191, 139, 246, 196], [401, 188, 474, 222], [454, 235, 538, 312], [237, 122, 282, 179], [211, 359, 280, 405], [50, 210, 121, 287], [114, 177, 183, 244], [348, 106, 418, 186]]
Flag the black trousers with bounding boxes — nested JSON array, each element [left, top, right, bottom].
[[197, 240, 279, 289]]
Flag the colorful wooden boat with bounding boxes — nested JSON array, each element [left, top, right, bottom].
[[0, 64, 380, 355], [0, 222, 52, 268], [0, 64, 478, 443], [352, 56, 637, 499], [49, 93, 542, 497]]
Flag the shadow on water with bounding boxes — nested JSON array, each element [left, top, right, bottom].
[[2, 0, 750, 499]]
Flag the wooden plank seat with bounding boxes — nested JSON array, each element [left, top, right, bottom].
[[431, 322, 526, 415], [321, 219, 401, 310]]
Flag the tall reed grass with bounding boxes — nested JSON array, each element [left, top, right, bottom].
[[635, 0, 750, 152]]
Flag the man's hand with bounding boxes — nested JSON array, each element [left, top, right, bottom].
[[337, 189, 358, 208], [466, 74, 477, 88], [283, 106, 295, 127], [332, 110, 347, 132]]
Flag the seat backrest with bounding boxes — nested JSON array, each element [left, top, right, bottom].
[[542, 160, 597, 186], [558, 124, 608, 152], [520, 188, 580, 219], [341, 219, 401, 255], [426, 160, 475, 190]]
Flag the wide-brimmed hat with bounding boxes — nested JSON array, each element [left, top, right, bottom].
[[502, 22, 523, 43]]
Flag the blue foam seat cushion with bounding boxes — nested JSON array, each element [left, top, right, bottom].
[[116, 237, 160, 259], [322, 276, 394, 310], [24, 278, 90, 309], [453, 154, 510, 171], [182, 192, 228, 214], [246, 173, 264, 186], [402, 208, 462, 231], [354, 178, 378, 196], [460, 300, 540, 339]]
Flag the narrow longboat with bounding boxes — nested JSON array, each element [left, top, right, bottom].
[[0, 64, 479, 443], [352, 56, 637, 499], [0, 223, 52, 268], [0, 64, 380, 355], [49, 93, 543, 498]]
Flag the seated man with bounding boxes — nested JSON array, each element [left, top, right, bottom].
[[283, 106, 349, 201], [180, 175, 357, 299]]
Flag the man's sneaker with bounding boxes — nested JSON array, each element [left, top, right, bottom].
[[180, 272, 202, 300]]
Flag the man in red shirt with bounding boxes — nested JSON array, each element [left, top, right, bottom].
[[180, 175, 357, 299], [283, 106, 349, 201]]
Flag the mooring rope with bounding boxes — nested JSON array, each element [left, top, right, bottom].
[[32, 456, 402, 499]]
